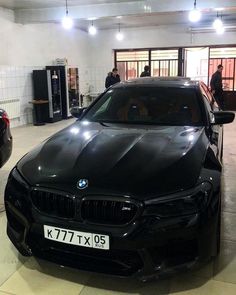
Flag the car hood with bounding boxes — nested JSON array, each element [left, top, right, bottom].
[[17, 122, 208, 199]]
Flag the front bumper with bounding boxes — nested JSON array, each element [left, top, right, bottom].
[[4, 168, 220, 280], [5, 195, 219, 280]]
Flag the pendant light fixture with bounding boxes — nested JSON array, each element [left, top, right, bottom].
[[62, 0, 73, 30], [216, 26, 225, 34], [88, 20, 97, 35], [116, 23, 124, 41], [213, 12, 225, 34], [189, 0, 201, 22]]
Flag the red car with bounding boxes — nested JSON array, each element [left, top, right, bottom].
[[0, 109, 12, 168]]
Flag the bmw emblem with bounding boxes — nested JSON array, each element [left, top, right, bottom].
[[77, 179, 88, 190]]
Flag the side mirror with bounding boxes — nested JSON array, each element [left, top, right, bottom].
[[70, 107, 87, 118], [212, 111, 235, 125]]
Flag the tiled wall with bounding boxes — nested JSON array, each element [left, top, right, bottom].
[[74, 67, 106, 107], [78, 67, 106, 95], [0, 66, 43, 127], [85, 67, 108, 94], [0, 65, 102, 127]]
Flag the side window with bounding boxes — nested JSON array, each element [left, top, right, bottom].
[[201, 83, 219, 110], [200, 84, 212, 108], [202, 94, 214, 124], [94, 96, 112, 116], [205, 87, 219, 110]]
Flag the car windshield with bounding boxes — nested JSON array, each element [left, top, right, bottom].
[[83, 86, 203, 126]]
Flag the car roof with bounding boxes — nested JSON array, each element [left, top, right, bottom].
[[114, 77, 200, 88]]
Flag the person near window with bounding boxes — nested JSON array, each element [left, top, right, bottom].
[[140, 65, 151, 77], [105, 68, 121, 88], [210, 64, 224, 110]]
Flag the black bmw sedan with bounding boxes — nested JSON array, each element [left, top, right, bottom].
[[0, 108, 12, 168], [5, 77, 235, 280]]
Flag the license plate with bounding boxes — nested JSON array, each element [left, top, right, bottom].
[[44, 225, 110, 250]]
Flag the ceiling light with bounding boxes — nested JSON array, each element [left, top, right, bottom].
[[116, 23, 124, 41], [216, 26, 225, 34], [213, 18, 223, 30], [62, 16, 73, 30], [62, 0, 73, 30], [213, 12, 225, 34], [88, 21, 97, 35], [116, 32, 124, 41], [189, 0, 201, 22]]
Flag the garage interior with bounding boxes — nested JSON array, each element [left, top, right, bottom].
[[0, 0, 236, 294]]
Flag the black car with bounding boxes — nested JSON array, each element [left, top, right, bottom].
[[0, 109, 12, 168], [5, 78, 235, 280]]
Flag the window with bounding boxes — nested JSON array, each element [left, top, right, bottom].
[[151, 50, 178, 77], [83, 87, 203, 126], [116, 50, 149, 80], [185, 47, 209, 84], [115, 49, 178, 80], [116, 51, 149, 61], [209, 48, 236, 91]]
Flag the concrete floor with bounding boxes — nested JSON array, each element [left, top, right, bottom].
[[0, 118, 236, 295]]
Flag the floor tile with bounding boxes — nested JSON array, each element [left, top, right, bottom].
[[169, 274, 236, 294], [221, 212, 236, 242], [222, 173, 236, 184], [0, 257, 90, 295], [222, 190, 236, 213], [213, 240, 236, 284], [0, 214, 27, 287], [80, 275, 170, 295]]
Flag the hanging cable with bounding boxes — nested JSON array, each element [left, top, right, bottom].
[[66, 0, 68, 15]]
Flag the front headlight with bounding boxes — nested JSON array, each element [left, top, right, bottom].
[[144, 182, 212, 218], [5, 168, 30, 212]]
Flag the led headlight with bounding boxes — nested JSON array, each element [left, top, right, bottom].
[[144, 182, 212, 217], [5, 168, 29, 211]]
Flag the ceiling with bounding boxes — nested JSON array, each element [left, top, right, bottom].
[[0, 0, 141, 9], [76, 10, 236, 31], [0, 0, 236, 31]]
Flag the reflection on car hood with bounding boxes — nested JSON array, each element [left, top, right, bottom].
[[17, 122, 208, 198]]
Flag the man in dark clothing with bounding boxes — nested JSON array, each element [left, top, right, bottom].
[[140, 65, 151, 77], [210, 64, 224, 110], [105, 68, 121, 88]]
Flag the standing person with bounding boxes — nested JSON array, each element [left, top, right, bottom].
[[140, 65, 150, 77], [210, 64, 224, 110], [105, 68, 121, 88]]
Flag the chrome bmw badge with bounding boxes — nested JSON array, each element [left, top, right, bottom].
[[77, 179, 88, 189]]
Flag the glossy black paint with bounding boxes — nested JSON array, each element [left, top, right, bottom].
[[0, 108, 12, 168], [17, 123, 208, 197], [213, 111, 235, 125], [4, 78, 235, 279]]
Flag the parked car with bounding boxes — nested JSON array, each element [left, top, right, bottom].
[[5, 77, 235, 280], [0, 109, 12, 168]]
